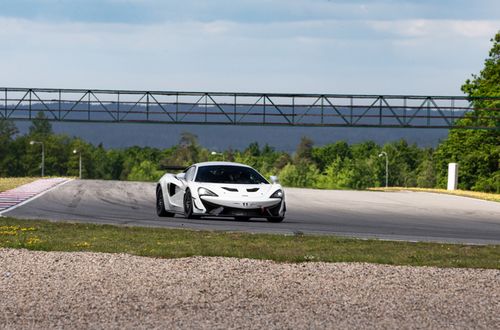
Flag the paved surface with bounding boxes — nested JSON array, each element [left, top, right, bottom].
[[0, 178, 71, 214], [4, 180, 500, 244]]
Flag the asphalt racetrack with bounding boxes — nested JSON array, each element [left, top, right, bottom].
[[4, 179, 500, 244]]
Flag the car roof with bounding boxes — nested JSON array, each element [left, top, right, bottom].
[[193, 161, 252, 168]]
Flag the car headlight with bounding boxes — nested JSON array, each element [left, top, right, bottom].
[[198, 187, 218, 197], [270, 189, 284, 199]]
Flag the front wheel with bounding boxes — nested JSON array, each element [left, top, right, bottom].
[[183, 189, 197, 219], [156, 187, 174, 217]]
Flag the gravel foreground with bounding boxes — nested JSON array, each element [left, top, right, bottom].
[[1, 249, 499, 329]]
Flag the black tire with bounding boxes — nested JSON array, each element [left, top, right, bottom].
[[183, 189, 196, 219], [267, 202, 285, 222], [156, 187, 174, 217], [267, 216, 284, 223], [235, 216, 251, 221]]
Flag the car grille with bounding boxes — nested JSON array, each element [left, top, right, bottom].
[[201, 200, 282, 217]]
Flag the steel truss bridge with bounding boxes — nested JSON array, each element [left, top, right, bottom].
[[1, 87, 499, 128]]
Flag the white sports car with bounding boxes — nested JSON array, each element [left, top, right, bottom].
[[156, 161, 286, 222]]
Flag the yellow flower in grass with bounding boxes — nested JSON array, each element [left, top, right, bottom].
[[0, 226, 36, 236], [76, 241, 91, 248], [27, 237, 42, 245], [0, 225, 20, 231], [0, 231, 17, 236]]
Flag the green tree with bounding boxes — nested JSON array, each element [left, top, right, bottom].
[[312, 141, 351, 171], [167, 132, 201, 166], [91, 143, 113, 179], [295, 136, 314, 163], [0, 119, 19, 176], [128, 160, 163, 181], [3, 135, 31, 176], [416, 149, 436, 188], [0, 119, 18, 141], [245, 142, 261, 157], [43, 134, 72, 176], [317, 157, 352, 189], [435, 31, 500, 192], [381, 140, 422, 187], [278, 162, 319, 188], [29, 111, 53, 137], [274, 153, 292, 171], [461, 32, 500, 127]]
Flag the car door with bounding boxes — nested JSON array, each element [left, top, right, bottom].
[[170, 166, 195, 208]]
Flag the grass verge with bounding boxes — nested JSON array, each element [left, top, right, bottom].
[[1, 217, 499, 269], [0, 177, 40, 193], [368, 187, 500, 203]]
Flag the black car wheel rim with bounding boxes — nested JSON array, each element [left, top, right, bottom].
[[157, 189, 164, 213], [184, 192, 192, 214]]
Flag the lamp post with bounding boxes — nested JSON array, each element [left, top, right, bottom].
[[378, 151, 388, 188], [73, 149, 82, 179], [30, 140, 44, 177], [211, 151, 224, 161]]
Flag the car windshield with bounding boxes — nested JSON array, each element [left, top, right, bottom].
[[195, 165, 268, 184]]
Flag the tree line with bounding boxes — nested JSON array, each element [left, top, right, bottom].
[[0, 114, 497, 192]]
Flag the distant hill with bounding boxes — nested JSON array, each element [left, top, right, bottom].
[[9, 101, 451, 150], [14, 120, 449, 152]]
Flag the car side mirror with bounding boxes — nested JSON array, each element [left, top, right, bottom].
[[270, 175, 278, 184], [176, 172, 186, 181]]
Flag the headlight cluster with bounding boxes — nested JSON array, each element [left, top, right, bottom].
[[198, 187, 218, 197], [270, 189, 284, 199]]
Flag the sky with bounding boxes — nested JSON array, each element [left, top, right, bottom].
[[1, 0, 499, 95]]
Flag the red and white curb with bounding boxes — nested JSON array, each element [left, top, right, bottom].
[[0, 178, 73, 216]]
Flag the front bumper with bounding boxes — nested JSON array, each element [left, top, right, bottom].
[[196, 197, 284, 218]]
